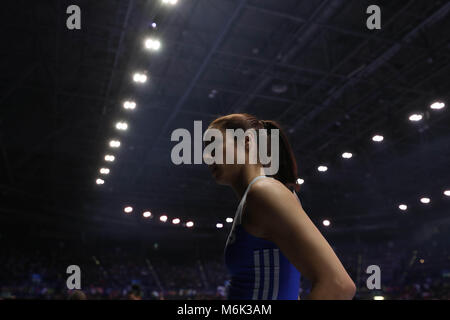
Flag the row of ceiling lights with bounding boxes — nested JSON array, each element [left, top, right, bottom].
[[121, 205, 236, 229], [120, 186, 450, 230], [300, 102, 445, 175], [295, 101, 447, 214], [95, 0, 177, 186]]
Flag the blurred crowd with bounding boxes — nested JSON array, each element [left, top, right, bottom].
[[0, 232, 448, 300], [0, 242, 229, 300]]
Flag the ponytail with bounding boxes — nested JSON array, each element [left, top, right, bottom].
[[261, 120, 298, 189]]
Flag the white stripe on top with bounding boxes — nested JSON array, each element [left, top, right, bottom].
[[262, 249, 270, 300], [236, 175, 267, 225], [272, 249, 280, 300], [226, 176, 267, 248]]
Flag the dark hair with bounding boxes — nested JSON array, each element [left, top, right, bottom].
[[210, 113, 298, 189]]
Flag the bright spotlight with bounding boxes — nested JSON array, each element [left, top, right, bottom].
[[409, 114, 423, 122], [420, 197, 430, 204], [99, 168, 110, 175], [96, 178, 105, 185], [226, 217, 233, 223], [123, 101, 136, 110], [144, 38, 161, 51], [318, 166, 328, 172], [322, 220, 330, 227], [216, 223, 223, 229], [430, 101, 445, 110], [373, 296, 385, 300], [186, 221, 194, 228], [342, 152, 353, 159], [133, 73, 147, 83], [143, 211, 152, 218], [124, 206, 133, 213], [115, 122, 128, 131], [162, 0, 178, 5], [172, 218, 181, 225], [160, 215, 168, 222], [398, 204, 408, 211], [444, 190, 450, 197], [296, 178, 304, 185], [372, 135, 384, 142], [133, 73, 141, 82], [109, 140, 121, 148], [105, 155, 115, 162]]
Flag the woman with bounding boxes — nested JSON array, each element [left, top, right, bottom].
[[206, 113, 356, 300]]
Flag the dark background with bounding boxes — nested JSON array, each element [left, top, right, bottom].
[[0, 0, 449, 299]]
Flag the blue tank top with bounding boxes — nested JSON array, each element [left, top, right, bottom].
[[224, 176, 301, 300]]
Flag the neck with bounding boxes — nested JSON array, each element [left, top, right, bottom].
[[230, 165, 264, 199]]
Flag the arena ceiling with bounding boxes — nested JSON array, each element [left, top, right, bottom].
[[1, 0, 449, 239]]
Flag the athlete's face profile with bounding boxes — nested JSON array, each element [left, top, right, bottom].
[[205, 125, 248, 186]]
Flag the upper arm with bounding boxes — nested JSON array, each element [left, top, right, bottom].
[[246, 179, 351, 284]]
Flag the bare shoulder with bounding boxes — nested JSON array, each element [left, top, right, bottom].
[[244, 177, 302, 240], [248, 177, 294, 198], [246, 177, 297, 211]]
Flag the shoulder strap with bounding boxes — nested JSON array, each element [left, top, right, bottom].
[[235, 175, 267, 224]]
